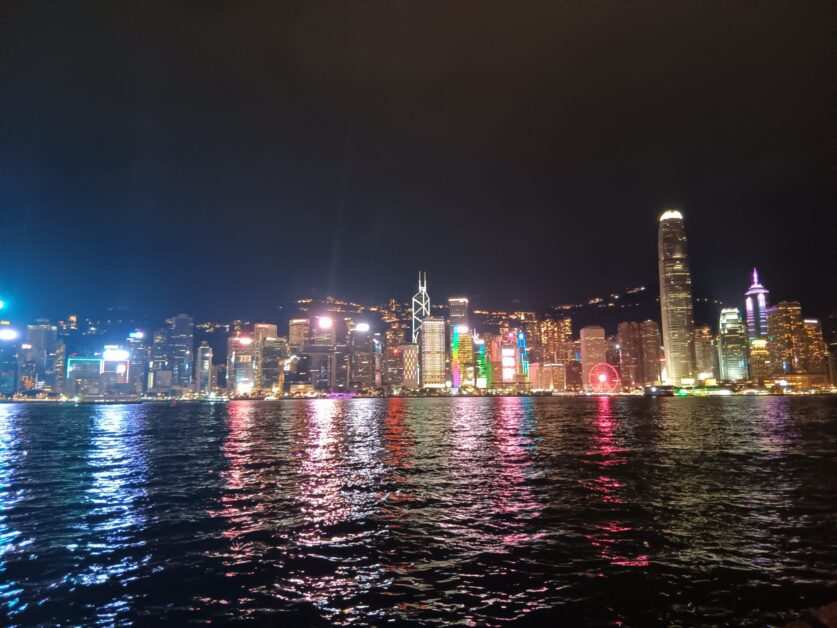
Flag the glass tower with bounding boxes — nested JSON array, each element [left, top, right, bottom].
[[657, 210, 696, 384], [744, 268, 769, 340]]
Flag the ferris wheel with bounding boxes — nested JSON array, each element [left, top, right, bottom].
[[588, 363, 620, 393]]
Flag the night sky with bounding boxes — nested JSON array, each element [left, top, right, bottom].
[[1, 1, 833, 323]]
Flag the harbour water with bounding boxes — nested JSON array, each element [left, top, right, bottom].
[[0, 397, 834, 625]]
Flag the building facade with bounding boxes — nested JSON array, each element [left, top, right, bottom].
[[657, 210, 696, 384]]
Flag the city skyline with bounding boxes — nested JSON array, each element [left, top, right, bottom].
[[2, 209, 832, 400]]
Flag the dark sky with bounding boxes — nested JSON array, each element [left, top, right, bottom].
[[1, 1, 833, 322]]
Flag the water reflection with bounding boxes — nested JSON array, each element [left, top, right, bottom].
[[492, 397, 542, 545], [583, 396, 649, 567], [77, 405, 149, 621], [0, 405, 23, 614]]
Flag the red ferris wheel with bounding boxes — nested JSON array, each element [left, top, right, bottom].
[[588, 363, 620, 393]]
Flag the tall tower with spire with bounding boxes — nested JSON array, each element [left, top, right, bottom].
[[411, 271, 430, 344], [744, 268, 769, 340]]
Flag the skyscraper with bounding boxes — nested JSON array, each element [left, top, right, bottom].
[[419, 317, 445, 389], [194, 341, 213, 395], [639, 320, 662, 384], [288, 318, 309, 352], [657, 209, 696, 384], [694, 325, 717, 381], [448, 297, 469, 329], [580, 325, 607, 391], [412, 272, 430, 344], [227, 336, 258, 395], [718, 308, 748, 381], [617, 322, 641, 388], [767, 302, 805, 375], [400, 343, 419, 389], [253, 323, 278, 346], [801, 319, 828, 375], [167, 314, 194, 390], [744, 268, 769, 340]]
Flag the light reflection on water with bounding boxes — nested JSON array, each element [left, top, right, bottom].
[[0, 396, 834, 625]]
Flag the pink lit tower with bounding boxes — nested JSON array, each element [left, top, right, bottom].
[[744, 268, 769, 340]]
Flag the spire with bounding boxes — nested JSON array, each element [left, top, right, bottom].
[[752, 267, 759, 287]]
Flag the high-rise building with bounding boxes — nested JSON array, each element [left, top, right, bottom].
[[745, 268, 769, 340], [167, 314, 194, 390], [149, 328, 172, 394], [400, 343, 419, 389], [253, 323, 278, 346], [25, 322, 60, 391], [260, 336, 288, 392], [767, 302, 806, 375], [801, 319, 828, 375], [195, 341, 213, 395], [65, 357, 103, 397], [639, 320, 662, 384], [348, 325, 376, 390], [718, 308, 748, 381], [617, 322, 642, 389], [657, 209, 696, 384], [419, 317, 445, 389], [448, 297, 469, 330], [227, 336, 258, 395], [288, 318, 309, 352], [748, 339, 770, 383], [412, 272, 430, 344], [694, 325, 717, 381], [580, 326, 607, 391], [126, 331, 148, 394]]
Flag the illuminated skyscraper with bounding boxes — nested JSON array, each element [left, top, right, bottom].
[[748, 339, 770, 383], [419, 317, 445, 389], [657, 209, 696, 383], [744, 268, 769, 340], [412, 272, 430, 344], [617, 322, 641, 388], [348, 325, 376, 390], [288, 318, 309, 351], [580, 325, 607, 391], [718, 308, 748, 381], [400, 343, 419, 389], [448, 297, 469, 329], [260, 337, 288, 391], [227, 336, 258, 394], [801, 319, 828, 375], [253, 323, 278, 346], [639, 320, 663, 384], [767, 302, 805, 375], [195, 341, 213, 394], [167, 314, 194, 390], [694, 325, 717, 381]]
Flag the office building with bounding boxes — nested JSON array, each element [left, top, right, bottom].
[[657, 209, 696, 383], [400, 343, 419, 389], [227, 336, 258, 395], [167, 314, 194, 390], [195, 341, 213, 395], [419, 317, 445, 388], [448, 297, 469, 330], [718, 308, 748, 381], [744, 268, 769, 340], [580, 325, 607, 391], [412, 272, 430, 344], [639, 320, 662, 384], [288, 318, 309, 351], [617, 322, 642, 389], [748, 339, 770, 383], [694, 325, 717, 381]]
